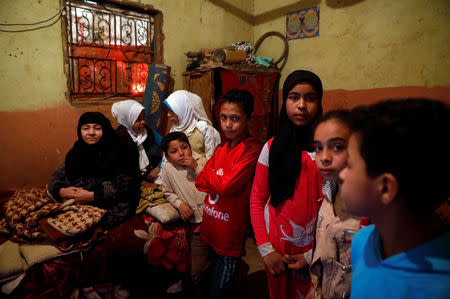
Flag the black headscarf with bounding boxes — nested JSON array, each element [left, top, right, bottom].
[[65, 112, 119, 181], [268, 70, 323, 207]]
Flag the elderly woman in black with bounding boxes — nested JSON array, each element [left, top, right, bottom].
[[48, 112, 138, 229]]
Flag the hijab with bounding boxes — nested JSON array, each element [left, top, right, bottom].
[[268, 70, 323, 207], [111, 100, 149, 173], [65, 112, 118, 181], [164, 90, 212, 135]]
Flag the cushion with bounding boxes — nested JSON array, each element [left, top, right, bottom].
[[19, 244, 63, 267], [46, 205, 106, 237], [136, 184, 167, 214], [139, 183, 180, 223], [145, 203, 180, 224], [39, 218, 67, 242], [0, 241, 28, 281]]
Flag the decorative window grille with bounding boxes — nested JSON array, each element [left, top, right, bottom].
[[62, 0, 163, 103]]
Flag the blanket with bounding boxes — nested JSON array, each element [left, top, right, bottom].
[[0, 186, 107, 260], [136, 183, 180, 223], [0, 187, 105, 244], [136, 184, 166, 214], [1, 187, 190, 298]]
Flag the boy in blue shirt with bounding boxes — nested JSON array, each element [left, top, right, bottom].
[[339, 98, 450, 298]]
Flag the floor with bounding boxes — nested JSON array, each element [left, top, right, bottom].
[[236, 237, 270, 299], [165, 237, 269, 299]]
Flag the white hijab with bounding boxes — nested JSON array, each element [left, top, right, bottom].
[[111, 100, 149, 173], [165, 90, 212, 135]]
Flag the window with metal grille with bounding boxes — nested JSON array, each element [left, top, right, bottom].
[[61, 0, 163, 104]]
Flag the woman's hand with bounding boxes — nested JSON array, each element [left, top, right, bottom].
[[71, 187, 94, 204], [182, 156, 198, 171], [263, 250, 286, 276], [179, 202, 194, 222], [283, 253, 308, 270], [147, 167, 160, 182], [59, 187, 79, 199]]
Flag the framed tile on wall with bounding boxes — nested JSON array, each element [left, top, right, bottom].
[[286, 6, 320, 40]]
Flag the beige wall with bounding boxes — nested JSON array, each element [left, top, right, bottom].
[[254, 0, 450, 89], [151, 0, 253, 90], [0, 0, 66, 111]]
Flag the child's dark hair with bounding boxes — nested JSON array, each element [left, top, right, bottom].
[[161, 131, 190, 154], [222, 88, 254, 118], [351, 98, 450, 217], [313, 109, 354, 132]]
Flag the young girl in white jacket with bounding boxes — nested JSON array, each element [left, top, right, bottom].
[[156, 90, 221, 184], [164, 90, 220, 159]]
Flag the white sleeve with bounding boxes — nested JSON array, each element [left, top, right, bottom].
[[154, 155, 167, 185], [203, 126, 221, 160], [304, 249, 313, 265], [258, 242, 276, 257], [161, 164, 183, 209]]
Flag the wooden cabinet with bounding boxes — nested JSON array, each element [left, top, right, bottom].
[[183, 66, 280, 143], [183, 68, 217, 123]]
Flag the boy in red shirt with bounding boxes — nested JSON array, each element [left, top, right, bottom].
[[195, 88, 263, 298]]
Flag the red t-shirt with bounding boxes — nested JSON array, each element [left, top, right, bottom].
[[196, 137, 262, 257], [250, 138, 323, 255]]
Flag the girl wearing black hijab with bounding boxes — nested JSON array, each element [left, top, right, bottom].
[[48, 112, 138, 229], [250, 70, 324, 299]]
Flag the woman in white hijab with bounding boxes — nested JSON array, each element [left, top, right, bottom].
[[164, 90, 221, 159], [111, 100, 163, 182]]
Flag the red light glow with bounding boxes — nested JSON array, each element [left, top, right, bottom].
[[130, 82, 145, 95]]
